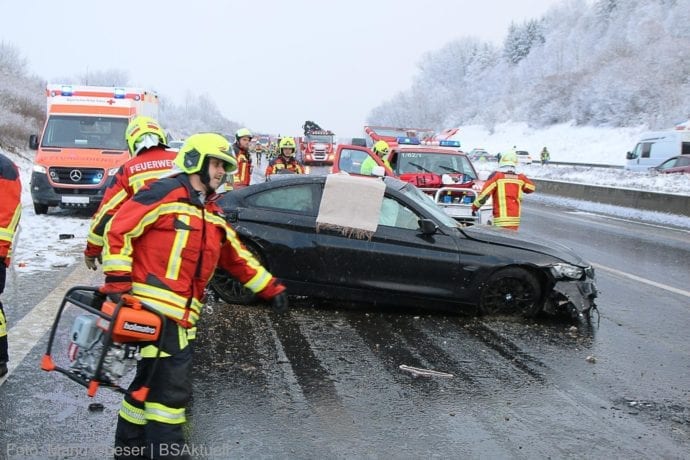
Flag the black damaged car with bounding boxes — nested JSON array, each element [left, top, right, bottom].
[[211, 174, 597, 319]]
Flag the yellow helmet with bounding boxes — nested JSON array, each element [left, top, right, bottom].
[[175, 133, 238, 174], [373, 140, 390, 157], [499, 150, 517, 168], [279, 136, 297, 156], [125, 116, 167, 155], [235, 127, 253, 141]]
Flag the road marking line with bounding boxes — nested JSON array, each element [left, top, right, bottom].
[[1, 263, 96, 386], [592, 263, 690, 299]]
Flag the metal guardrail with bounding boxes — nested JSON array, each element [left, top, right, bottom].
[[546, 161, 624, 169]]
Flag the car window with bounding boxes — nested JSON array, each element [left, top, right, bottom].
[[640, 142, 652, 158], [677, 156, 690, 166], [378, 196, 420, 230], [658, 158, 677, 169], [338, 148, 372, 175], [246, 184, 318, 214]]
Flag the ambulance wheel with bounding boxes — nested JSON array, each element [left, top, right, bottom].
[[479, 267, 542, 317], [33, 202, 48, 215], [209, 243, 265, 306]]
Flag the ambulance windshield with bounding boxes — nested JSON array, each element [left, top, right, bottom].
[[41, 115, 129, 150]]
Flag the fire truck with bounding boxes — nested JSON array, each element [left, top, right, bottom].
[[332, 127, 492, 225], [297, 120, 336, 165], [28, 84, 160, 214]]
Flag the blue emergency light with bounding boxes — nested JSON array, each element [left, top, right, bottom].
[[439, 140, 461, 148], [61, 85, 73, 96], [396, 136, 420, 145], [113, 88, 126, 99]]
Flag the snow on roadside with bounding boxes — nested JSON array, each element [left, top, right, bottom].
[[3, 149, 89, 273], [455, 121, 646, 166], [463, 122, 690, 195]]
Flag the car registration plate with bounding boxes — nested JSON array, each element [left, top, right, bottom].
[[61, 196, 90, 204]]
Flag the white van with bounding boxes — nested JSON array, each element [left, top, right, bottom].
[[625, 129, 690, 171]]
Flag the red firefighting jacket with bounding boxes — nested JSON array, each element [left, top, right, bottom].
[[102, 174, 283, 328], [232, 143, 253, 188], [473, 170, 535, 229], [265, 155, 305, 176], [85, 147, 176, 257], [0, 153, 22, 265]]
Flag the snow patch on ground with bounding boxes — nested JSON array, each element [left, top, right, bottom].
[[5, 150, 89, 273]]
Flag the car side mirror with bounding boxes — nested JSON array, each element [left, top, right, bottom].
[[626, 151, 637, 160], [419, 219, 437, 235], [29, 134, 39, 150], [371, 165, 386, 177]]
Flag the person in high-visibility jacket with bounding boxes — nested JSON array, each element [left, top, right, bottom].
[[360, 140, 391, 175], [0, 152, 21, 378], [231, 127, 254, 189], [264, 136, 304, 177], [84, 116, 175, 271], [101, 133, 288, 459], [472, 150, 535, 230]]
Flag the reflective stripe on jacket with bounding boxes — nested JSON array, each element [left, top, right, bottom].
[[0, 153, 22, 261], [473, 171, 535, 228], [265, 156, 304, 176], [102, 174, 275, 327], [86, 147, 176, 254]]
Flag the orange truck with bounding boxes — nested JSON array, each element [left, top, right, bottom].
[[28, 84, 160, 214]]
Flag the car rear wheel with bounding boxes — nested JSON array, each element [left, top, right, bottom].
[[479, 267, 542, 317], [209, 243, 265, 305]]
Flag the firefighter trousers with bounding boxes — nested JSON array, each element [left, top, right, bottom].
[[0, 262, 7, 364], [115, 319, 193, 460]]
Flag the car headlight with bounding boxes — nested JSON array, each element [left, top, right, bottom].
[[550, 263, 584, 280], [33, 164, 47, 174]]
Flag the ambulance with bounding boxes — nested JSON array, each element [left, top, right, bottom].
[[29, 84, 160, 214]]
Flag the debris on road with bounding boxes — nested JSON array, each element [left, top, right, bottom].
[[586, 355, 597, 363], [399, 365, 454, 378]]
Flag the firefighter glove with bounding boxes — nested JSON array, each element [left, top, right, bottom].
[[84, 253, 102, 271], [272, 292, 289, 313]]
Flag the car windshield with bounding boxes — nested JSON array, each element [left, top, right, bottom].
[[307, 134, 333, 143], [399, 183, 460, 228], [395, 151, 477, 178], [41, 115, 128, 150], [258, 136, 270, 144]]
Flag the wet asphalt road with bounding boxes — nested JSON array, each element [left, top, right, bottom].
[[1, 190, 689, 458]]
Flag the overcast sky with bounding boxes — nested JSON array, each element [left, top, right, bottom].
[[2, 0, 565, 137]]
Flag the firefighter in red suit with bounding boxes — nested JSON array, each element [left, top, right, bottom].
[[472, 150, 535, 230], [84, 116, 175, 271], [101, 133, 288, 459], [264, 136, 304, 177], [231, 127, 253, 189], [0, 152, 21, 378]]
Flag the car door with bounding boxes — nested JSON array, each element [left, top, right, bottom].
[[332, 144, 392, 176], [237, 183, 323, 283], [315, 192, 460, 300]]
